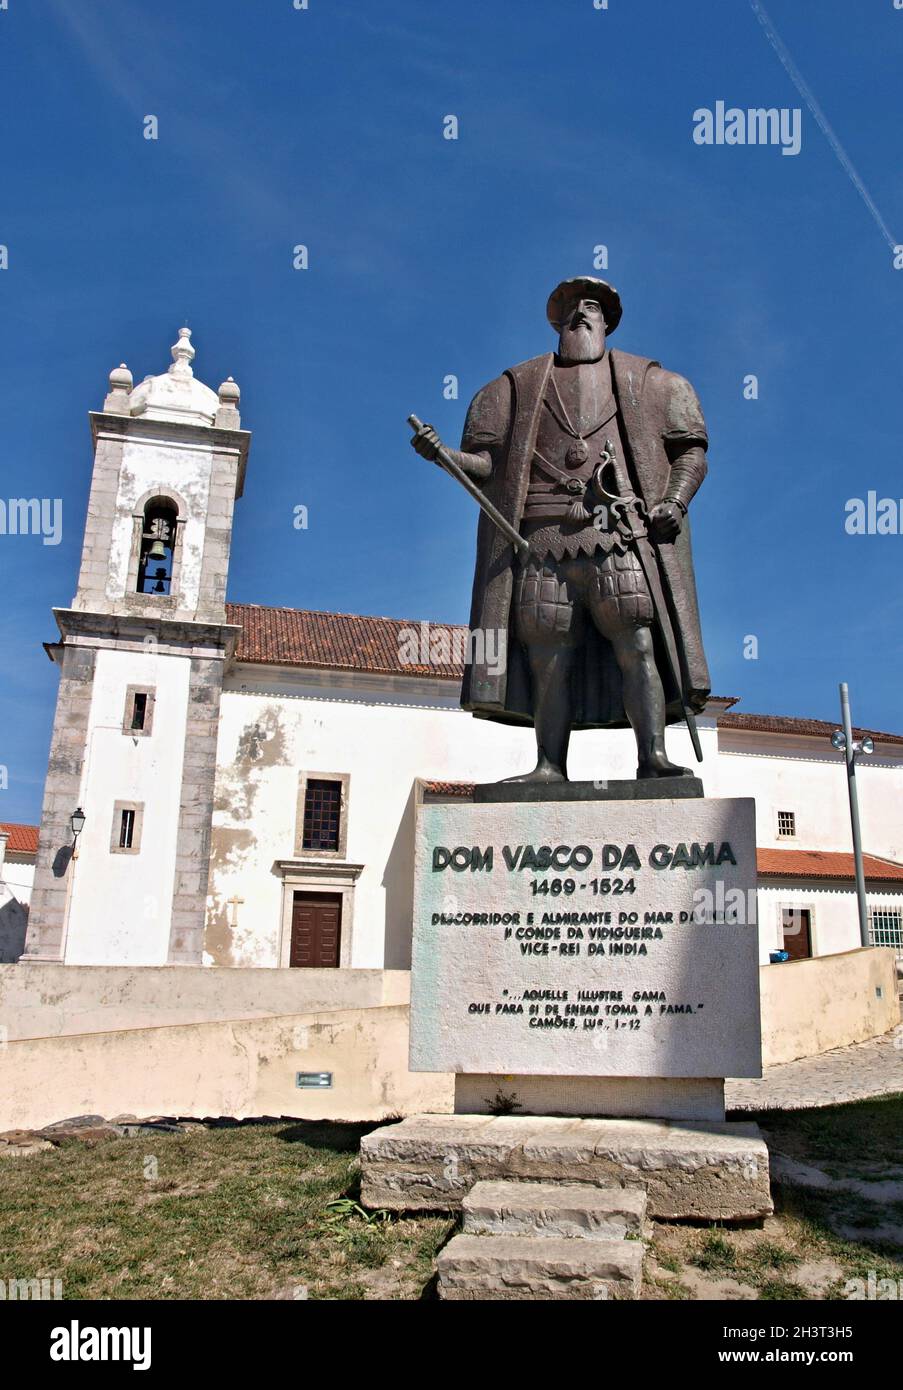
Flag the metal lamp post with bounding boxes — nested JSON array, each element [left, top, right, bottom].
[[832, 684, 874, 948]]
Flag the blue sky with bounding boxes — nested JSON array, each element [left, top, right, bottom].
[[1, 0, 902, 823]]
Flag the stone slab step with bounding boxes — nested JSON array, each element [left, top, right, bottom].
[[437, 1232, 644, 1300], [360, 1113, 772, 1222], [462, 1180, 647, 1240]]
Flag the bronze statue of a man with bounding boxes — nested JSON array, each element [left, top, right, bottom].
[[412, 276, 711, 784]]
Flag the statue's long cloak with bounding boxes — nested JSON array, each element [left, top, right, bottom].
[[460, 348, 710, 730]]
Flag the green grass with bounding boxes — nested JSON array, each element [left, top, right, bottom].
[[0, 1120, 452, 1301], [4, 1093, 903, 1301], [689, 1228, 803, 1284], [693, 1230, 737, 1272], [759, 1278, 809, 1301]]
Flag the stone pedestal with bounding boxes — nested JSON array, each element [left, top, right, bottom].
[[438, 1179, 649, 1299], [409, 796, 762, 1118], [437, 1231, 644, 1301], [453, 1074, 725, 1121], [461, 1180, 648, 1240], [360, 794, 771, 1252], [360, 1114, 772, 1222], [473, 777, 704, 803]]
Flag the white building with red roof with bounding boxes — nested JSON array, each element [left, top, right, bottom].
[[15, 333, 903, 978], [206, 609, 903, 971]]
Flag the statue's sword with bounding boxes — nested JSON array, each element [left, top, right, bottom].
[[407, 415, 530, 560], [595, 439, 704, 764]]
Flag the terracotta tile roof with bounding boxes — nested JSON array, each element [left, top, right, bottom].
[[757, 848, 903, 882], [0, 823, 38, 856], [226, 602, 465, 680], [721, 712, 903, 747], [226, 603, 743, 701], [225, 606, 902, 749]]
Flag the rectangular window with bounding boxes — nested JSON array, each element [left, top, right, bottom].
[[302, 779, 342, 852], [131, 693, 148, 730], [110, 801, 143, 854], [777, 810, 796, 838], [868, 907, 903, 951], [123, 686, 156, 737], [294, 772, 350, 859]]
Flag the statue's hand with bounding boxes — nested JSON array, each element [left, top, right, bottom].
[[410, 422, 442, 463], [648, 501, 683, 542]]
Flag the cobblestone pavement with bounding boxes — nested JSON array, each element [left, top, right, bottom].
[[726, 1028, 903, 1112]]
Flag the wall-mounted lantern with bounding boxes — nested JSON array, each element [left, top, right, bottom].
[[70, 806, 86, 859]]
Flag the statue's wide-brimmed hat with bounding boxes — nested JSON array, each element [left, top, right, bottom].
[[546, 276, 622, 334]]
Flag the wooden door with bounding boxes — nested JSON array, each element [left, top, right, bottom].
[[290, 892, 342, 968], [782, 908, 812, 961]]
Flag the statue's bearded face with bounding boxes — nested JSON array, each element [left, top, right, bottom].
[[557, 297, 606, 363]]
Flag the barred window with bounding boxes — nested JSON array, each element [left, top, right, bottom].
[[110, 801, 143, 854], [777, 810, 796, 838], [302, 779, 342, 852], [868, 907, 903, 951]]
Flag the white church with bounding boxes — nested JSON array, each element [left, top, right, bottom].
[[12, 330, 903, 977]]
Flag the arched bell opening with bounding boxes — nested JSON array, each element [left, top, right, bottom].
[[136, 498, 179, 595]]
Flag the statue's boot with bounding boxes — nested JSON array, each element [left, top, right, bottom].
[[636, 735, 692, 780], [501, 756, 567, 786], [502, 645, 572, 784]]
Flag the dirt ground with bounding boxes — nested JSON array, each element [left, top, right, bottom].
[[644, 1095, 903, 1300]]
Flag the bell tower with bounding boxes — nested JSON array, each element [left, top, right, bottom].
[[24, 329, 250, 966]]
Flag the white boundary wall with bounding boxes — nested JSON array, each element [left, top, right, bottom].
[[0, 951, 896, 1131]]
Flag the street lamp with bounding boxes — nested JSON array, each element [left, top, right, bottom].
[[832, 685, 874, 948], [70, 806, 86, 860]]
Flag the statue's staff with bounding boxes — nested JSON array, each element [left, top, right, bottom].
[[595, 438, 703, 764], [407, 414, 530, 561]]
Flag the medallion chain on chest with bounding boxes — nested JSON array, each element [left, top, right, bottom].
[[545, 372, 613, 468]]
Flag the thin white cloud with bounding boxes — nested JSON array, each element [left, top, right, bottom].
[[750, 0, 898, 251]]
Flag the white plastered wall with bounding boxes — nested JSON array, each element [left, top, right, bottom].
[[711, 735, 903, 861], [207, 671, 903, 972], [207, 674, 719, 971], [757, 883, 903, 962], [107, 435, 213, 611], [63, 647, 190, 965], [1, 859, 34, 904]]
